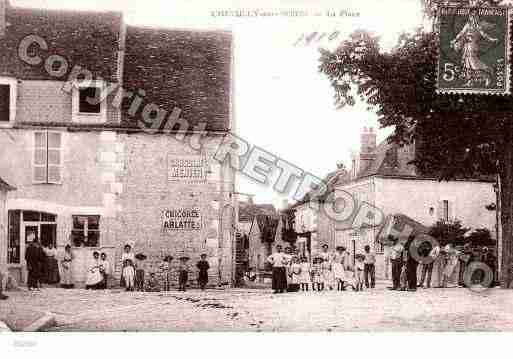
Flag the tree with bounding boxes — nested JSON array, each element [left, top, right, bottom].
[[318, 1, 513, 287], [428, 220, 470, 246], [467, 228, 495, 247]]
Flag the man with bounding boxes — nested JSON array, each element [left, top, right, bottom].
[[25, 239, 44, 291], [404, 237, 418, 291], [363, 245, 376, 289], [418, 242, 436, 288], [267, 245, 290, 294], [388, 236, 404, 290], [458, 243, 473, 287]]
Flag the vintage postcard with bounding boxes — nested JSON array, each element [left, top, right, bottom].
[[1, 0, 513, 345]]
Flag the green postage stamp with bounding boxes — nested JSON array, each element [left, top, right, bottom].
[[437, 6, 511, 95]]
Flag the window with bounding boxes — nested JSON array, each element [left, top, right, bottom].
[[7, 210, 21, 264], [71, 215, 100, 247], [443, 200, 449, 221], [0, 85, 10, 121], [33, 131, 62, 184], [0, 77, 16, 125], [72, 81, 106, 123], [79, 87, 101, 114]]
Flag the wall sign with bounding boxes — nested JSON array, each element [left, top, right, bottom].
[[437, 6, 510, 95], [168, 155, 207, 182], [162, 209, 202, 231]]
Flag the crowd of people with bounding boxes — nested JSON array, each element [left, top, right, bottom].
[[22, 240, 212, 293], [266, 238, 498, 295], [386, 236, 496, 291], [267, 244, 377, 294]]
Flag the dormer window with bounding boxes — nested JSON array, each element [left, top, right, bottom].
[[0, 77, 17, 126], [72, 81, 107, 123]]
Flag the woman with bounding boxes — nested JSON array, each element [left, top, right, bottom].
[[60, 245, 74, 289], [85, 251, 103, 290], [120, 244, 135, 288], [44, 243, 60, 285], [442, 244, 460, 288]]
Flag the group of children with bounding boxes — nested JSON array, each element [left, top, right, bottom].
[[286, 246, 368, 292], [120, 244, 210, 292]]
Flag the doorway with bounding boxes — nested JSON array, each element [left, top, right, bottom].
[[7, 210, 57, 284]]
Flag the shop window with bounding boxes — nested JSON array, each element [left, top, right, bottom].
[[8, 210, 21, 264], [71, 215, 100, 247], [33, 131, 62, 184]]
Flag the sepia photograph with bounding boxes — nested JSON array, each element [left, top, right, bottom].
[[1, 0, 513, 347]]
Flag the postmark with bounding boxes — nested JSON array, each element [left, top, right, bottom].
[[437, 5, 511, 95]]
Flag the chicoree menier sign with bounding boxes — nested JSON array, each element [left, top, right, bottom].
[[168, 155, 208, 182], [162, 208, 202, 231]]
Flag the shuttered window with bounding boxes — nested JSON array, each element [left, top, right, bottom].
[[33, 131, 62, 184]]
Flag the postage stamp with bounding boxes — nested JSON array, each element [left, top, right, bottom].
[[437, 6, 511, 95]]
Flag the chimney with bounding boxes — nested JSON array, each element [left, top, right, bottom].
[[359, 127, 377, 173], [0, 0, 8, 38]]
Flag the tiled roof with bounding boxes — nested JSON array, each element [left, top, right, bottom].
[[0, 5, 122, 81], [121, 26, 232, 131], [1, 5, 232, 132]]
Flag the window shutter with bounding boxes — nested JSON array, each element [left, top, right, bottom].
[[47, 132, 62, 183], [448, 200, 455, 221], [436, 200, 444, 221], [33, 131, 47, 183]]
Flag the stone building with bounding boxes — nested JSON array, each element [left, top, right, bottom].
[[0, 2, 235, 287], [292, 127, 495, 278]]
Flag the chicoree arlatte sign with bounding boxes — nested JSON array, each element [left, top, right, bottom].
[[168, 155, 207, 182], [162, 208, 202, 231]]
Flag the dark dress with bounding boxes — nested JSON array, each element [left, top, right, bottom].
[[196, 260, 210, 288], [25, 244, 45, 289]]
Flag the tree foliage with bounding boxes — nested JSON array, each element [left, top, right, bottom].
[[428, 219, 470, 246], [318, 27, 513, 180], [466, 228, 495, 246]]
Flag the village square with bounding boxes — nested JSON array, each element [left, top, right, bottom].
[[2, 0, 513, 333]]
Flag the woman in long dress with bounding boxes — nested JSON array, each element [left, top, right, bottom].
[[60, 245, 74, 289], [430, 243, 444, 288], [85, 251, 103, 290], [44, 243, 60, 285], [442, 245, 460, 288], [332, 247, 347, 291]]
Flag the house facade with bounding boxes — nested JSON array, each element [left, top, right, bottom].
[[293, 127, 496, 278], [0, 2, 235, 286]]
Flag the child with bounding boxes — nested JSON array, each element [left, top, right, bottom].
[[145, 272, 161, 292], [321, 258, 334, 290], [332, 256, 346, 291], [311, 257, 323, 291], [353, 254, 365, 292], [288, 256, 302, 292], [400, 262, 408, 291], [299, 257, 311, 291], [99, 252, 110, 290], [178, 256, 190, 292], [122, 258, 135, 291], [134, 254, 146, 291], [162, 255, 174, 291], [196, 254, 210, 290]]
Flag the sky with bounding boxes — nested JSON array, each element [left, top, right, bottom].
[[13, 0, 423, 208]]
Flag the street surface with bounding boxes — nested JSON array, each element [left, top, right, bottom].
[[2, 281, 513, 331]]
